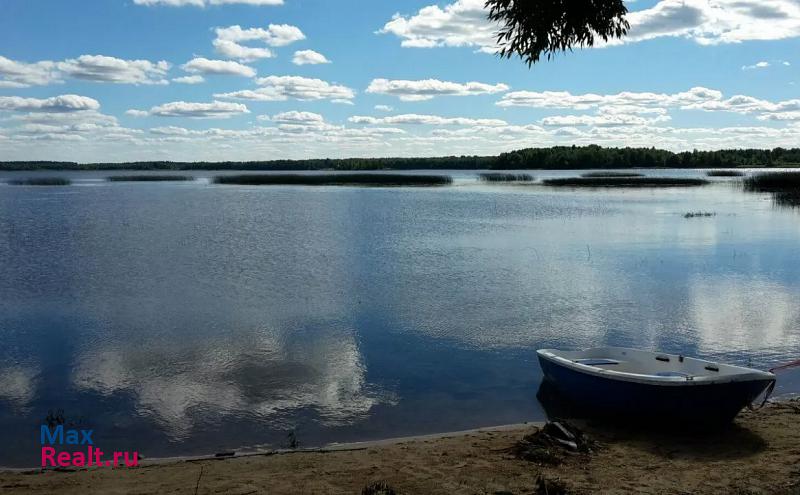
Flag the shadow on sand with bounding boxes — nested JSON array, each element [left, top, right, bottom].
[[535, 381, 768, 462]]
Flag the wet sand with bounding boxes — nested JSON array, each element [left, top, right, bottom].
[[1, 399, 798, 494]]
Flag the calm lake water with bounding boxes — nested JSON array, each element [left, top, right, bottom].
[[1, 169, 799, 467]]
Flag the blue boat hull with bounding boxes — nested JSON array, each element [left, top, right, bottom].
[[538, 354, 774, 423]]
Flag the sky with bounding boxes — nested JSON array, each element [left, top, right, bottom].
[[1, 0, 800, 162]]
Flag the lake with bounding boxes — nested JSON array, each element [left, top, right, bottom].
[[0, 169, 799, 467]]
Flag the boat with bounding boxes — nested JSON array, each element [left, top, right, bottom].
[[537, 347, 776, 423]]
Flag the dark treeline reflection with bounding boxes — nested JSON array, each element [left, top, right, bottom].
[[3, 145, 800, 171]]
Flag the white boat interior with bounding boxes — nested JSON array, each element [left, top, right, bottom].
[[538, 347, 775, 385]]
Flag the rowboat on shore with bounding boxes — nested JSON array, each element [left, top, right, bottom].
[[537, 347, 776, 423]]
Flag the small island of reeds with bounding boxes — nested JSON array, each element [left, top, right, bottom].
[[213, 174, 453, 187], [543, 177, 709, 188], [684, 211, 716, 218], [7, 177, 71, 186], [107, 175, 194, 182], [744, 172, 800, 208], [706, 170, 745, 177], [580, 172, 645, 178], [743, 172, 800, 192], [478, 173, 534, 182]]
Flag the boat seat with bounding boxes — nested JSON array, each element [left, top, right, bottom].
[[574, 358, 619, 366]]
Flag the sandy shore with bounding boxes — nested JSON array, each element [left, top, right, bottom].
[[2, 399, 799, 494]]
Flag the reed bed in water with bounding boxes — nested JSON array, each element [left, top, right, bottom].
[[744, 172, 800, 208], [706, 170, 745, 177], [7, 177, 71, 186], [580, 172, 645, 178], [542, 177, 709, 188], [743, 172, 800, 192], [774, 192, 800, 208], [213, 174, 453, 187], [479, 173, 534, 182], [107, 175, 194, 182]]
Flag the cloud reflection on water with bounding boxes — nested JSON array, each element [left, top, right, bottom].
[[0, 366, 38, 408], [690, 275, 800, 357], [71, 325, 392, 439]]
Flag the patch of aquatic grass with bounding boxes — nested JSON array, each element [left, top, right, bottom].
[[707, 170, 745, 177], [580, 172, 644, 178], [214, 174, 453, 187], [684, 211, 716, 219], [107, 175, 194, 182], [744, 172, 800, 192], [7, 177, 71, 186], [479, 173, 534, 182], [543, 177, 709, 188]]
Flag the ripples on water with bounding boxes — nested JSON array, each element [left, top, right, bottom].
[[0, 170, 798, 466]]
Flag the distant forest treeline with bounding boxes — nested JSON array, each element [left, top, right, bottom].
[[3, 145, 800, 171]]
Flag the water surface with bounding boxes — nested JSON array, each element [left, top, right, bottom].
[[1, 169, 798, 466]]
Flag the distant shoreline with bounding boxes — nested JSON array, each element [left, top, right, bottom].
[[2, 145, 799, 171]]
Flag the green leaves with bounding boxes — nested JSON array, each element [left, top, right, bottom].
[[485, 0, 630, 66]]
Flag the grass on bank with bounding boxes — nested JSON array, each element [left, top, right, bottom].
[[706, 170, 745, 177], [479, 173, 534, 182], [7, 177, 71, 186], [580, 172, 645, 178], [213, 174, 453, 187], [107, 175, 194, 182], [542, 177, 709, 188]]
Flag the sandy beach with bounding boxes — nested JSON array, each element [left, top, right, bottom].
[[2, 398, 798, 494]]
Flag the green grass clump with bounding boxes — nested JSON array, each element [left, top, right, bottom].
[[7, 177, 71, 186], [543, 177, 709, 188], [743, 172, 800, 192], [580, 172, 644, 178], [107, 175, 194, 182], [214, 174, 452, 187], [706, 170, 745, 177], [479, 173, 534, 182]]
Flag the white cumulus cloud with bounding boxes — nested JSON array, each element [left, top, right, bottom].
[[1, 54, 169, 86], [292, 50, 331, 65], [742, 61, 771, 70], [172, 75, 205, 84], [216, 75, 355, 102], [271, 111, 326, 125], [181, 57, 256, 77], [349, 114, 507, 126], [130, 100, 250, 119], [0, 56, 60, 87], [56, 55, 170, 85], [380, 0, 499, 53], [367, 78, 509, 101], [213, 24, 305, 61], [0, 95, 101, 113], [381, 0, 800, 53]]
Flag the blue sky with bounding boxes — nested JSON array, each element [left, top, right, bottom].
[[1, 0, 799, 162]]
